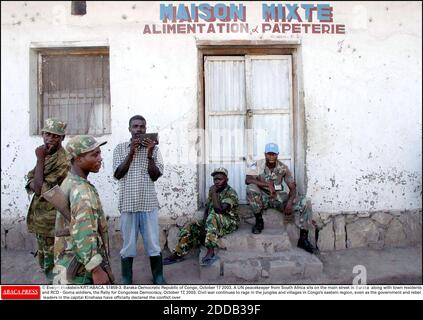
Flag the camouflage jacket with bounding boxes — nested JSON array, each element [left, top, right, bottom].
[[206, 185, 240, 223], [25, 147, 70, 236], [246, 159, 294, 192], [54, 172, 109, 276]]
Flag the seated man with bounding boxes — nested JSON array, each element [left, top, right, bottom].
[[245, 143, 317, 254], [163, 167, 240, 266]]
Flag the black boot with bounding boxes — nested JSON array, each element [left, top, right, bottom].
[[150, 253, 167, 285], [121, 257, 133, 285], [252, 213, 264, 234], [297, 229, 317, 254]]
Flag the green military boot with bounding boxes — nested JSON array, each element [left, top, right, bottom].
[[297, 229, 317, 254], [44, 256, 55, 285], [45, 269, 54, 285], [252, 213, 264, 234], [121, 257, 133, 285], [150, 253, 167, 285]]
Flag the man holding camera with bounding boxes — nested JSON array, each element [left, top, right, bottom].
[[113, 115, 166, 285]]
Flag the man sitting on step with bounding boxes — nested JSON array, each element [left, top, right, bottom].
[[245, 143, 317, 254], [163, 167, 240, 267]]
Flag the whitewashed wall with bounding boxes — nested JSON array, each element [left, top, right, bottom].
[[1, 1, 421, 229], [302, 2, 422, 213]]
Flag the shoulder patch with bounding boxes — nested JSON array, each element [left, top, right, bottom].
[[249, 162, 257, 169]]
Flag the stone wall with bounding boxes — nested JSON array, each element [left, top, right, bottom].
[[2, 209, 421, 253], [314, 210, 422, 251]]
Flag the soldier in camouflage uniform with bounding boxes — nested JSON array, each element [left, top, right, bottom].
[[25, 118, 70, 283], [246, 143, 317, 254], [164, 168, 240, 266], [52, 135, 113, 285]]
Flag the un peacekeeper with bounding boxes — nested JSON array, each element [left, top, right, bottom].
[[25, 118, 70, 283], [163, 167, 240, 267], [53, 135, 112, 285], [245, 143, 317, 254]]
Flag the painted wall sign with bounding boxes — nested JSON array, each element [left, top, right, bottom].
[[143, 3, 346, 34]]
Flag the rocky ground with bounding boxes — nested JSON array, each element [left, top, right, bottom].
[[1, 245, 421, 285]]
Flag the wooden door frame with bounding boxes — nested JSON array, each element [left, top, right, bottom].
[[196, 40, 307, 207]]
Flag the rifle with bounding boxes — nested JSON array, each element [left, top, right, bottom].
[[98, 224, 115, 284], [42, 185, 115, 284], [42, 185, 71, 237]]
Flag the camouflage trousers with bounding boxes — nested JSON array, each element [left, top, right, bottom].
[[174, 209, 238, 257], [246, 184, 313, 230], [35, 234, 55, 278]]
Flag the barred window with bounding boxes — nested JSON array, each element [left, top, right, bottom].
[[31, 47, 110, 135]]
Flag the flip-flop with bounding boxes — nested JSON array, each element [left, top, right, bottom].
[[200, 255, 220, 267], [163, 255, 184, 265]]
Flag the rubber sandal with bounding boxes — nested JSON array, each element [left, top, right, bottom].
[[200, 255, 220, 267], [163, 255, 184, 265]]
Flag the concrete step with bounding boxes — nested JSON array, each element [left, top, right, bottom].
[[238, 207, 302, 246], [218, 223, 292, 253], [239, 206, 298, 226], [199, 247, 323, 282], [193, 206, 289, 226], [200, 207, 324, 282]]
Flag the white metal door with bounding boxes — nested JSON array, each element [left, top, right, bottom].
[[246, 55, 294, 172], [204, 55, 294, 203], [205, 56, 247, 202]]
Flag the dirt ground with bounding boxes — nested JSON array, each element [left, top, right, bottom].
[[1, 245, 422, 285]]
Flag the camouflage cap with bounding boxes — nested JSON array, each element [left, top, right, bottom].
[[66, 135, 107, 159], [41, 118, 67, 136], [211, 167, 228, 177]]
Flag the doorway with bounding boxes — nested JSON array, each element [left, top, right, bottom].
[[203, 54, 295, 203]]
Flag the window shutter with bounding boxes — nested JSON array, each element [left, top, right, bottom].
[[41, 52, 110, 135]]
